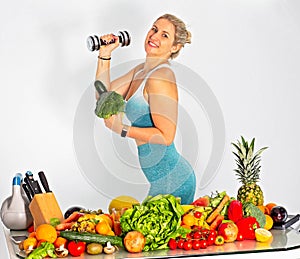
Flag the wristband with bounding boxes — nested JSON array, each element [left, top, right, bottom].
[[98, 56, 111, 60]]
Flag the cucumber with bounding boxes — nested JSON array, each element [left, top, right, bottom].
[[60, 231, 124, 247]]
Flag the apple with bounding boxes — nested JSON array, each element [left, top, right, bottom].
[[218, 221, 238, 243]]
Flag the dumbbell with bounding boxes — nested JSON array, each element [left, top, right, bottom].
[[87, 31, 131, 51]]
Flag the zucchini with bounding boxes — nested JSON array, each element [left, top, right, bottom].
[[60, 231, 124, 247]]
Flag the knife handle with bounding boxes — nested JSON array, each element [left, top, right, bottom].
[[24, 177, 35, 197], [22, 183, 32, 202], [38, 171, 51, 192]]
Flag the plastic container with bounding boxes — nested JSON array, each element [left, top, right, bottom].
[[0, 174, 33, 230]]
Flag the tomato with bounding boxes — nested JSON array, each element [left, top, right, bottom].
[[183, 240, 193, 250], [209, 229, 217, 237], [236, 232, 244, 241], [194, 211, 202, 219], [201, 228, 209, 237], [199, 240, 208, 249], [68, 241, 86, 257], [27, 224, 34, 233], [185, 233, 192, 240], [207, 234, 216, 246], [177, 239, 185, 249], [192, 240, 201, 250], [192, 231, 202, 240], [168, 238, 177, 250]]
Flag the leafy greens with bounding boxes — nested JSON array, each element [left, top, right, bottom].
[[120, 194, 189, 251]]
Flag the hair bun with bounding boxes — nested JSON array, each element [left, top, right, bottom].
[[186, 30, 192, 44]]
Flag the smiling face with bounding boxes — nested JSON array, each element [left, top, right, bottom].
[[144, 18, 181, 59]]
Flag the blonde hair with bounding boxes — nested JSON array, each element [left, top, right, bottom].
[[156, 13, 191, 59]]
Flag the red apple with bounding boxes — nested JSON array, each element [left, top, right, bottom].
[[218, 221, 238, 243]]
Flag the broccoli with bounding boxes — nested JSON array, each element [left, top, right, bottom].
[[242, 201, 266, 228], [94, 80, 125, 119]]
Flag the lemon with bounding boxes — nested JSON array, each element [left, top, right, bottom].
[[255, 228, 272, 242], [108, 195, 140, 214], [181, 205, 195, 213]]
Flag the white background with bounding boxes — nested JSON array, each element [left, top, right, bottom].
[[1, 0, 300, 254]]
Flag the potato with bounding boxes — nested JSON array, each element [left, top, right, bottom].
[[86, 243, 103, 255]]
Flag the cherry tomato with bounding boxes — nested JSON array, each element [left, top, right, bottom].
[[209, 229, 217, 237], [186, 233, 192, 240], [177, 239, 185, 249], [193, 231, 202, 240], [194, 211, 202, 219], [236, 232, 244, 241], [68, 241, 86, 257], [201, 228, 209, 237], [27, 224, 34, 233], [199, 240, 208, 249], [183, 240, 193, 250], [192, 240, 201, 250], [207, 234, 216, 246], [168, 238, 177, 250]]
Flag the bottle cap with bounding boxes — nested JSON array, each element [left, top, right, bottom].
[[12, 176, 21, 186]]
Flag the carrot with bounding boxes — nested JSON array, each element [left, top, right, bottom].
[[55, 222, 74, 231], [209, 214, 224, 230], [63, 211, 84, 223], [206, 194, 230, 224]]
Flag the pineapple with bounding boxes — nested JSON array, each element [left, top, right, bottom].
[[232, 136, 268, 206]]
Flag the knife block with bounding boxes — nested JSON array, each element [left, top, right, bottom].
[[29, 192, 64, 229]]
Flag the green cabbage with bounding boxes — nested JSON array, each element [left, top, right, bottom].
[[120, 194, 189, 251]]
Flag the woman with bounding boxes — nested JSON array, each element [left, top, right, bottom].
[[95, 14, 196, 204]]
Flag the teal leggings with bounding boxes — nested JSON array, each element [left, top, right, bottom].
[[138, 142, 196, 204]]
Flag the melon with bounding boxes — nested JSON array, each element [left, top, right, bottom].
[[108, 196, 140, 214]]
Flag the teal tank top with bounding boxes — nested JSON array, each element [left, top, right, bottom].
[[125, 64, 171, 127]]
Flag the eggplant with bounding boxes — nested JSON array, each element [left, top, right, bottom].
[[270, 206, 288, 224], [64, 206, 85, 219]]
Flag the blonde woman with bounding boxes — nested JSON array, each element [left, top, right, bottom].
[[95, 14, 196, 204]]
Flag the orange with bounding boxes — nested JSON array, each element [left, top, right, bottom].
[[182, 214, 195, 227], [99, 214, 113, 228], [53, 237, 68, 249], [264, 215, 274, 230], [28, 232, 36, 238], [107, 230, 115, 236], [257, 205, 267, 214], [255, 228, 272, 242], [265, 203, 277, 215], [95, 221, 111, 235], [35, 224, 57, 243], [23, 237, 37, 250]]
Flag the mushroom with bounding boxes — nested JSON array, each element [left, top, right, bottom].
[[103, 242, 116, 254], [55, 247, 69, 258]]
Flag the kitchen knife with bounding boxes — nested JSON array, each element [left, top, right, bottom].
[[24, 177, 36, 197], [22, 183, 32, 202], [38, 171, 52, 192], [25, 171, 43, 194]]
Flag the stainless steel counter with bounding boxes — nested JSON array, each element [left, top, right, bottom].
[[2, 223, 300, 259]]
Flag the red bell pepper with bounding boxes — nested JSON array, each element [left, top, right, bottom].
[[227, 200, 243, 223], [236, 216, 260, 240]]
